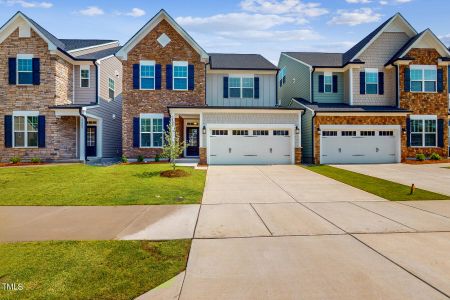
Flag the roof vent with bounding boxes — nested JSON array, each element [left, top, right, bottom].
[[157, 33, 171, 48]]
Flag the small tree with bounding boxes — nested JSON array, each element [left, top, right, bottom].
[[161, 119, 186, 170]]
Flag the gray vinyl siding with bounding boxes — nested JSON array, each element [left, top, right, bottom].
[[313, 72, 344, 103], [300, 108, 314, 164], [206, 73, 276, 107], [278, 54, 311, 107], [74, 65, 96, 104]]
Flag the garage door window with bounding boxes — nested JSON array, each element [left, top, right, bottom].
[[212, 130, 228, 136], [273, 130, 289, 136], [233, 130, 249, 136], [360, 131, 375, 136], [411, 118, 437, 147], [341, 131, 356, 136], [379, 131, 394, 136], [322, 131, 337, 136], [253, 130, 269, 136]]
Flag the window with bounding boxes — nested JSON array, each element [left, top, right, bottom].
[[108, 78, 115, 99], [173, 61, 188, 90], [80, 65, 90, 88], [360, 131, 375, 136], [410, 117, 437, 147], [324, 72, 333, 93], [379, 131, 394, 136], [13, 112, 38, 148], [322, 131, 337, 137], [229, 76, 254, 98], [278, 67, 286, 87], [140, 61, 155, 90], [212, 130, 228, 136], [140, 115, 163, 148], [17, 55, 33, 85], [342, 131, 356, 136], [365, 69, 378, 94], [232, 130, 249, 136], [410, 66, 437, 93], [273, 130, 289, 136], [253, 130, 269, 136]]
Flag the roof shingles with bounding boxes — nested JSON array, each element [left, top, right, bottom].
[[209, 53, 278, 70]]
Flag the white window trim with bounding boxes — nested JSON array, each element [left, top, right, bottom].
[[410, 65, 437, 93], [173, 61, 188, 91], [140, 60, 155, 91], [410, 115, 438, 148], [228, 74, 254, 99], [139, 113, 164, 148], [365, 68, 378, 95], [12, 111, 39, 148], [80, 65, 90, 88], [323, 72, 333, 94], [17, 54, 33, 86], [108, 77, 115, 99]]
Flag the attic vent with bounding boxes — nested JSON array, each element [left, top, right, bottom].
[[19, 24, 31, 38], [157, 33, 171, 48]]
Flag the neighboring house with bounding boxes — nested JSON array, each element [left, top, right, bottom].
[[116, 9, 302, 165], [279, 13, 449, 164], [0, 12, 123, 162]]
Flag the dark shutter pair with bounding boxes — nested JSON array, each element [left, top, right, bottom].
[[132, 117, 170, 148], [133, 64, 161, 90], [318, 74, 338, 93], [167, 64, 195, 91], [223, 76, 260, 99], [8, 57, 40, 85], [133, 64, 194, 90], [404, 68, 444, 92], [359, 72, 384, 95], [4, 115, 45, 148], [406, 117, 445, 148]]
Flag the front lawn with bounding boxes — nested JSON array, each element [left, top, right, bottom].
[[304, 165, 449, 201], [0, 164, 206, 205], [0, 240, 190, 300]]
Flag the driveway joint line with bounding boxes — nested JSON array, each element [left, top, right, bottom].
[[113, 206, 152, 240], [397, 201, 450, 220], [249, 203, 273, 236]]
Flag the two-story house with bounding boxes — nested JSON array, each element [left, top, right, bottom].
[[0, 12, 123, 162], [279, 13, 449, 164], [116, 9, 302, 165]]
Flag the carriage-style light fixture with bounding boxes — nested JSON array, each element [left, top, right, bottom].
[[202, 126, 206, 134], [295, 126, 300, 135]]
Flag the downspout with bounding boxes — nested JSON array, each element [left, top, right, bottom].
[[204, 60, 210, 106], [276, 68, 279, 106], [311, 110, 317, 164], [95, 62, 99, 104], [311, 67, 315, 102], [79, 108, 88, 162]]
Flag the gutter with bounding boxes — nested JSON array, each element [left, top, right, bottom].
[[395, 64, 399, 108], [79, 108, 88, 162], [311, 110, 317, 165]]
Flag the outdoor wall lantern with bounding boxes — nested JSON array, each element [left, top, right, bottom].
[[295, 126, 300, 134], [202, 126, 206, 134]]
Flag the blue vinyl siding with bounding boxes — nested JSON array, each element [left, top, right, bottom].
[[313, 72, 344, 103]]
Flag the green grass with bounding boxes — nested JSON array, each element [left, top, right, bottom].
[[0, 240, 190, 300], [304, 165, 449, 201], [0, 164, 206, 205]]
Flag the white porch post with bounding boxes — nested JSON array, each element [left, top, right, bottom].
[[79, 117, 85, 161], [199, 112, 204, 147]]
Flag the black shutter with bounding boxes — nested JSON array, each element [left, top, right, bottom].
[[223, 76, 229, 98], [32, 58, 40, 85], [438, 119, 444, 148], [378, 72, 384, 95], [437, 68, 444, 93], [133, 117, 140, 148], [4, 115, 12, 148], [332, 75, 338, 93], [166, 64, 173, 90], [163, 117, 171, 133], [38, 115, 45, 148], [133, 64, 140, 89], [318, 75, 324, 93], [155, 64, 162, 90], [404, 68, 410, 92], [8, 58, 16, 85], [360, 72, 366, 94], [406, 117, 411, 147], [188, 64, 195, 90], [254, 77, 260, 99]]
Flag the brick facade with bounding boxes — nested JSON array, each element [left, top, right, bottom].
[[294, 147, 302, 164], [199, 147, 207, 165], [399, 48, 449, 158], [313, 115, 407, 164], [121, 19, 206, 159], [0, 28, 77, 162]]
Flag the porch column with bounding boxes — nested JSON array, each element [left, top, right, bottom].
[[79, 117, 86, 161], [199, 112, 204, 147], [199, 112, 207, 165]]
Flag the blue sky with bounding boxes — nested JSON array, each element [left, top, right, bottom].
[[0, 0, 449, 63]]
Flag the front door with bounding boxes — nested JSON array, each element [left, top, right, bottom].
[[86, 126, 97, 157], [186, 127, 199, 157]]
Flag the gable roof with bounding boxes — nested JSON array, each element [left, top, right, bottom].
[[60, 39, 117, 51], [282, 52, 344, 68], [116, 9, 209, 62], [209, 53, 277, 70], [76, 46, 122, 60]]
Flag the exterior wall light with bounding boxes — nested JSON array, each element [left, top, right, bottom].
[[202, 126, 206, 134], [295, 126, 300, 134]]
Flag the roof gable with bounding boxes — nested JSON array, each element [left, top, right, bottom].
[[116, 9, 209, 61], [400, 29, 450, 57]]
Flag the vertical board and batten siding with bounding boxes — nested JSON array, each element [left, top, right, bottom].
[[352, 32, 410, 106], [278, 54, 311, 107], [313, 72, 344, 103], [86, 56, 123, 158], [206, 73, 276, 107], [74, 65, 96, 104]]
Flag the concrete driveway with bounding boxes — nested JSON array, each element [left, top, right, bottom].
[[178, 165, 450, 299], [334, 163, 450, 196]]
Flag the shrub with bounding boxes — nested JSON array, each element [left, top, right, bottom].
[[137, 155, 145, 163], [155, 154, 160, 162], [31, 157, 42, 163], [121, 155, 128, 163], [430, 153, 441, 161], [10, 156, 21, 164], [416, 153, 426, 161]]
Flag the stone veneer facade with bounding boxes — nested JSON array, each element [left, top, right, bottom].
[[121, 19, 206, 159], [0, 28, 77, 162], [399, 48, 449, 158]]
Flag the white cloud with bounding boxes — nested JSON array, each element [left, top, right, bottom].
[[328, 8, 382, 26], [2, 0, 52, 8], [240, 0, 328, 19], [380, 0, 412, 5], [78, 6, 104, 17], [346, 0, 372, 3], [439, 34, 450, 46], [125, 8, 146, 17]]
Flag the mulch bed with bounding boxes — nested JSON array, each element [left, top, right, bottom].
[[0, 162, 47, 168], [404, 159, 450, 165], [122, 162, 167, 165], [160, 169, 190, 178]]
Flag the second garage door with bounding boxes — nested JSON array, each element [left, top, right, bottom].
[[208, 128, 293, 165], [320, 126, 401, 164]]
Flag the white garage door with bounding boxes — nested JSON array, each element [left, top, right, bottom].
[[208, 128, 293, 165], [320, 126, 400, 164]]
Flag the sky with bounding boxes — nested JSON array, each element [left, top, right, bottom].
[[0, 0, 449, 63]]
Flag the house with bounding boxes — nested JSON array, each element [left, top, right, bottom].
[[116, 9, 302, 165], [279, 13, 450, 164], [0, 11, 123, 162]]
